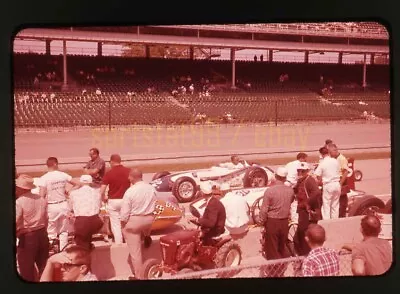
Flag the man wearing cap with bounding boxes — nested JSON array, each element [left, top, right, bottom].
[[327, 143, 350, 218], [38, 157, 77, 252], [16, 174, 49, 282], [99, 154, 131, 245], [314, 147, 341, 220], [68, 175, 103, 250], [218, 183, 250, 238], [83, 147, 106, 186], [120, 168, 157, 280], [293, 162, 322, 256], [196, 182, 226, 244], [285, 153, 308, 224], [259, 167, 295, 270]]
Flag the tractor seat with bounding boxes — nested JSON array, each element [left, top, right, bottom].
[[210, 235, 232, 247]]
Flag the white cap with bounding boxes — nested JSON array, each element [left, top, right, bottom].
[[220, 183, 230, 191], [200, 181, 213, 195], [275, 166, 288, 178], [297, 162, 310, 171], [80, 175, 93, 184]]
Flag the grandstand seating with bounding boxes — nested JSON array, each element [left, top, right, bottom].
[[13, 54, 390, 128]]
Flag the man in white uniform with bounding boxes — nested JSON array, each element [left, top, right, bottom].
[[314, 147, 341, 220], [218, 183, 250, 238], [38, 157, 77, 251], [285, 152, 308, 223]]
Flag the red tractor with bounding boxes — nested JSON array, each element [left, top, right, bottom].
[[141, 221, 242, 279]]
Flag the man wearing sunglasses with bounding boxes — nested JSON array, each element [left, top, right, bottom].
[[40, 245, 97, 282]]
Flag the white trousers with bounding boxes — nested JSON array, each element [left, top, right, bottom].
[[321, 182, 341, 220], [47, 201, 71, 251], [107, 199, 124, 244]]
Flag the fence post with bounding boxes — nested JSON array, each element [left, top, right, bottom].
[[108, 97, 111, 131], [275, 100, 278, 126]]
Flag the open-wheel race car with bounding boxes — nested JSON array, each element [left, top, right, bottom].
[[141, 220, 242, 280], [150, 159, 275, 203], [189, 158, 387, 227]]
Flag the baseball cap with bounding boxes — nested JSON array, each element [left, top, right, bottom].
[[297, 162, 310, 171], [80, 175, 93, 184], [200, 181, 213, 195], [275, 167, 288, 177]]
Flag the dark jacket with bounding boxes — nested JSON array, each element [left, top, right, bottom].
[[198, 196, 226, 237], [294, 175, 321, 212]]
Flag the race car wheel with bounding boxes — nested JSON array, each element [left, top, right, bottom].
[[152, 171, 171, 181], [141, 258, 163, 280], [243, 167, 268, 188], [172, 177, 197, 203], [354, 170, 363, 182], [347, 195, 385, 216], [250, 196, 264, 226]]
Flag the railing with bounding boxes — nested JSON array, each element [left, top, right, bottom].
[[158, 250, 353, 279]]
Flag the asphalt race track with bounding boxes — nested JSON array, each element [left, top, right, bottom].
[[15, 122, 390, 162]]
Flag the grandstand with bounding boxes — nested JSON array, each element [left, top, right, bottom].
[[13, 23, 390, 129]]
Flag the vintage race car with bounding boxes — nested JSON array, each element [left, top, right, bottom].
[[30, 178, 184, 234], [149, 160, 276, 203], [189, 157, 387, 225]]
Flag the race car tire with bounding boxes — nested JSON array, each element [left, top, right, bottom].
[[250, 196, 264, 226], [243, 167, 268, 188], [141, 258, 163, 280], [172, 177, 198, 203], [152, 171, 171, 181], [347, 195, 385, 216], [354, 170, 363, 182]]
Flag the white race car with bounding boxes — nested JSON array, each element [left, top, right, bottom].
[[150, 160, 275, 202]]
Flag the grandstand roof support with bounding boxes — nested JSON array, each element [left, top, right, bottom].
[[363, 53, 367, 88], [305, 51, 309, 63], [338, 52, 343, 64], [97, 42, 102, 57], [269, 49, 273, 62], [62, 40, 68, 89], [45, 40, 51, 55], [231, 48, 236, 88]]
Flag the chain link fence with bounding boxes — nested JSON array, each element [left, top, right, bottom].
[[158, 251, 352, 279]]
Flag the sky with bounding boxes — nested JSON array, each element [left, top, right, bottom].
[[13, 39, 373, 64]]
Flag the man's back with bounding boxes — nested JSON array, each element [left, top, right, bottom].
[[315, 157, 340, 184], [285, 160, 300, 186], [220, 193, 247, 228], [261, 182, 294, 220], [201, 197, 226, 235], [16, 192, 48, 236], [102, 165, 131, 199], [352, 237, 392, 275], [39, 170, 72, 202], [302, 247, 339, 277]]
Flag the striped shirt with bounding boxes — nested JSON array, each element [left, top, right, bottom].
[[16, 192, 48, 236], [79, 272, 98, 281], [259, 181, 294, 223], [120, 181, 157, 222], [302, 247, 339, 277]]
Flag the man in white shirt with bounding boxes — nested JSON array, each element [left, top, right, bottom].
[[69, 175, 103, 250], [38, 157, 77, 251], [120, 168, 157, 280], [285, 152, 308, 224], [314, 147, 341, 220], [218, 183, 250, 238]]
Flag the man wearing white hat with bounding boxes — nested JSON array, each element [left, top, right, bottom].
[[15, 174, 49, 282], [218, 183, 250, 238], [197, 181, 226, 244], [68, 175, 103, 250], [259, 166, 295, 276]]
